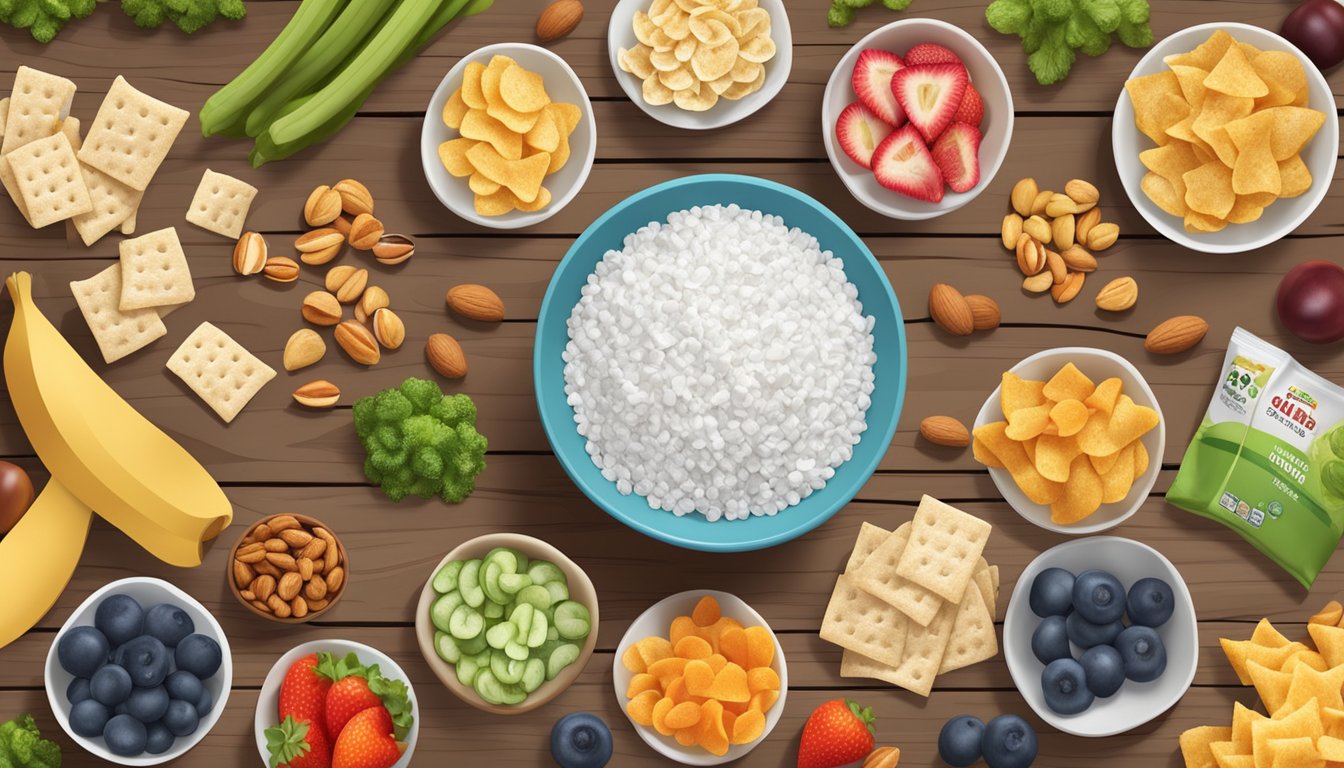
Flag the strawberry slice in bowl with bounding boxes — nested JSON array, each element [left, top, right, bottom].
[[931, 122, 983, 194], [836, 102, 896, 169], [851, 49, 906, 128], [892, 63, 968, 144], [873, 125, 945, 204]]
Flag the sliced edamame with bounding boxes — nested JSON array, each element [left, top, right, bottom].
[[498, 572, 532, 594], [505, 639, 530, 662], [527, 611, 548, 648], [544, 580, 569, 605], [521, 658, 546, 693], [457, 632, 487, 656], [527, 561, 564, 586], [481, 560, 511, 605], [554, 601, 591, 640], [431, 591, 465, 634], [432, 560, 463, 594], [434, 631, 462, 664], [515, 585, 553, 611], [458, 559, 485, 608], [482, 599, 504, 620], [490, 650, 526, 685], [448, 604, 484, 640], [546, 643, 581, 680], [486, 621, 516, 650]]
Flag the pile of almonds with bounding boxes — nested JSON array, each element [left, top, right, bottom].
[[232, 514, 345, 620]]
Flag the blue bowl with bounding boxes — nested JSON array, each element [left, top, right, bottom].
[[534, 175, 907, 552]]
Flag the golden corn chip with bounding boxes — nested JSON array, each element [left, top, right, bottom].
[[1049, 399, 1090, 437], [465, 142, 550, 204], [660, 65, 697, 92], [1099, 442, 1136, 503], [1264, 106, 1326, 161], [524, 109, 561, 154], [1165, 29, 1234, 71], [1142, 172, 1190, 217], [1181, 726, 1234, 768], [500, 63, 551, 114], [1005, 403, 1052, 442], [460, 109, 523, 160], [1231, 701, 1265, 753], [1090, 450, 1120, 476], [1127, 71, 1184, 145], [1171, 64, 1210, 110], [1083, 377, 1123, 416], [1034, 433, 1081, 483], [468, 172, 501, 196], [1185, 211, 1229, 234], [1107, 395, 1161, 448], [1278, 659, 1344, 715], [1311, 601, 1344, 627], [1319, 735, 1344, 762], [973, 422, 1063, 505], [1043, 362, 1095, 403], [620, 45, 657, 80], [643, 73, 676, 106], [1050, 454, 1103, 525], [972, 436, 1004, 468], [1205, 44, 1269, 98], [1306, 623, 1344, 668], [1281, 649, 1328, 673], [1214, 756, 1253, 768], [722, 68, 766, 101], [474, 188, 517, 217], [1249, 661, 1299, 721], [1001, 371, 1046, 415], [1265, 736, 1322, 768], [1324, 708, 1344, 740], [1232, 641, 1296, 686], [461, 62, 488, 110], [738, 33, 776, 64], [438, 138, 478, 177], [1250, 618, 1291, 648], [1277, 155, 1313, 198], [692, 39, 740, 82], [1183, 160, 1237, 219], [443, 88, 469, 130]]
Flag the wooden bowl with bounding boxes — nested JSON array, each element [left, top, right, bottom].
[[414, 533, 600, 715], [227, 513, 349, 624]]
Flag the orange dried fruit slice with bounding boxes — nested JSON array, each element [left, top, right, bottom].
[[732, 709, 766, 745], [675, 635, 713, 660], [627, 689, 661, 726], [693, 595, 721, 627]]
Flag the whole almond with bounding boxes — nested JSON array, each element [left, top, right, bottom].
[[279, 529, 312, 548], [294, 380, 341, 408], [253, 523, 273, 541], [302, 291, 342, 326], [1030, 190, 1054, 216], [240, 589, 256, 602], [307, 598, 329, 612], [284, 329, 327, 371], [1000, 213, 1023, 251], [252, 574, 276, 601], [333, 178, 374, 217], [263, 537, 288, 552], [373, 234, 415, 265], [920, 416, 970, 447], [373, 308, 406, 350], [277, 571, 303, 601], [1065, 178, 1100, 207], [1060, 245, 1097, 272], [236, 542, 266, 563], [233, 559, 255, 589], [1015, 234, 1046, 276], [1087, 222, 1120, 251], [291, 596, 309, 619], [325, 265, 357, 293], [1046, 249, 1067, 285], [268, 595, 292, 618], [1023, 215, 1051, 244], [1076, 207, 1102, 244], [299, 538, 326, 560], [427, 333, 468, 378], [233, 232, 268, 276], [298, 557, 314, 581], [537, 0, 584, 40], [335, 267, 368, 304], [315, 528, 340, 572], [304, 574, 328, 601], [1010, 178, 1038, 217], [928, 283, 975, 336], [304, 185, 342, 227], [254, 561, 282, 579], [1045, 193, 1082, 219], [267, 552, 297, 571], [251, 599, 271, 614], [296, 228, 345, 266], [263, 257, 300, 283], [963, 294, 1000, 331], [326, 566, 345, 594], [360, 286, 390, 319], [1096, 276, 1139, 312], [1146, 315, 1208, 354], [1052, 213, 1076, 249], [1050, 271, 1085, 304], [335, 320, 381, 365], [348, 213, 384, 250], [864, 747, 902, 768], [447, 284, 506, 322]]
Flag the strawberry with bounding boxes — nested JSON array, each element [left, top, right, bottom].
[[797, 699, 877, 768], [314, 653, 414, 743], [953, 82, 984, 128], [851, 49, 905, 127], [266, 715, 332, 768], [278, 653, 332, 733], [904, 42, 962, 67], [891, 63, 969, 143], [835, 102, 895, 169], [332, 706, 404, 768], [931, 122, 983, 193], [872, 125, 945, 203]]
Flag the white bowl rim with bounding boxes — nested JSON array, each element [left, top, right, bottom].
[[252, 639, 420, 768], [1111, 21, 1339, 254], [420, 42, 597, 230], [606, 0, 794, 131], [611, 589, 788, 765], [44, 577, 234, 766], [973, 347, 1167, 535], [820, 17, 1016, 221], [1002, 535, 1199, 737]]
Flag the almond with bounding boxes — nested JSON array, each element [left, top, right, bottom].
[[302, 291, 342, 326], [447, 284, 506, 322], [1046, 249, 1067, 285], [279, 529, 312, 548], [304, 185, 342, 227], [263, 257, 300, 283], [928, 283, 975, 336], [1023, 214, 1051, 244], [333, 178, 374, 217], [1076, 207, 1102, 244], [268, 552, 298, 571], [335, 267, 369, 304], [252, 574, 276, 601], [304, 574, 328, 601], [1087, 222, 1120, 251], [1010, 178, 1038, 217], [373, 308, 405, 350], [920, 416, 970, 447], [264, 537, 288, 552], [293, 380, 341, 408], [537, 0, 584, 41], [296, 228, 345, 266], [1030, 189, 1054, 217], [360, 286, 390, 319], [1050, 271, 1085, 304], [863, 747, 902, 768], [268, 595, 292, 618], [232, 559, 254, 589], [1095, 276, 1138, 312], [427, 333, 467, 378], [284, 329, 326, 371], [348, 213, 384, 250], [298, 557, 314, 581], [373, 234, 415, 265], [233, 232, 267, 276], [964, 294, 1000, 331], [277, 571, 303, 601], [335, 320, 381, 365], [1052, 213, 1076, 249], [1059, 245, 1097, 272], [1015, 234, 1046, 276], [1045, 193, 1082, 219], [269, 514, 301, 532], [1146, 315, 1208, 354], [291, 596, 309, 619], [326, 566, 345, 594], [325, 265, 357, 293], [1000, 213, 1023, 251], [1065, 178, 1100, 207], [299, 538, 326, 560]]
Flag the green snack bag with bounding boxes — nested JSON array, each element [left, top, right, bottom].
[[1168, 327, 1344, 588]]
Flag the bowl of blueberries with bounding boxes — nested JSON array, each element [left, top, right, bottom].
[[44, 577, 232, 764], [1003, 536, 1197, 738]]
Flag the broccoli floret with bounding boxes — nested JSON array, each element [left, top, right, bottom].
[[353, 378, 487, 504], [0, 715, 60, 768], [120, 0, 244, 33], [986, 0, 1033, 34], [827, 0, 909, 27], [0, 0, 94, 43], [988, 0, 1149, 84]]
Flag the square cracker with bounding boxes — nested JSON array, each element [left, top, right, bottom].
[[185, 168, 257, 238], [844, 522, 890, 574], [0, 97, 9, 140], [8, 132, 92, 228], [78, 76, 189, 191], [0, 155, 34, 226], [973, 563, 996, 618], [938, 582, 999, 674], [121, 208, 137, 235], [895, 496, 993, 603], [70, 264, 167, 364], [2, 67, 75, 155], [119, 227, 195, 310], [820, 574, 908, 667], [167, 322, 276, 423], [853, 522, 945, 627], [841, 599, 957, 697], [72, 163, 143, 246], [60, 116, 81, 151]]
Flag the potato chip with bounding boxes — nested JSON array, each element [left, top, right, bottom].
[[1142, 141, 1202, 197], [747, 666, 780, 694], [466, 143, 549, 204], [1005, 403, 1052, 441], [650, 656, 690, 686], [692, 595, 720, 626], [627, 672, 660, 698], [1035, 433, 1081, 483], [1142, 172, 1190, 217], [974, 422, 1064, 505], [1277, 155, 1313, 198], [1227, 193, 1275, 224], [633, 10, 659, 45], [1311, 601, 1344, 627], [652, 696, 676, 735], [675, 85, 720, 112], [1262, 106, 1326, 161], [438, 138, 478, 177], [1171, 64, 1210, 110], [643, 73, 676, 106], [1223, 111, 1281, 196], [1090, 450, 1120, 476], [1021, 437, 1037, 465], [1107, 395, 1161, 448], [1099, 442, 1136, 503], [1183, 160, 1237, 219], [627, 689, 661, 725], [731, 709, 765, 745], [691, 38, 739, 81], [744, 626, 774, 670], [723, 67, 766, 100], [1193, 93, 1255, 148], [1043, 362, 1095, 403], [460, 109, 522, 160], [1205, 44, 1269, 98], [690, 15, 733, 47], [1167, 30, 1235, 70], [523, 108, 560, 153], [738, 33, 775, 64], [1049, 399, 1089, 437], [620, 45, 656, 80], [468, 173, 500, 196], [637, 636, 675, 667], [1185, 211, 1229, 234], [972, 436, 1004, 468], [697, 699, 730, 756], [1051, 455, 1104, 525], [443, 89, 469, 130], [1076, 410, 1121, 458], [666, 700, 702, 730], [481, 55, 512, 104], [705, 653, 728, 674], [623, 643, 648, 673], [1252, 51, 1308, 105], [1167, 117, 1214, 155], [1319, 735, 1344, 762], [1266, 736, 1322, 768], [1181, 726, 1234, 768], [659, 64, 696, 91], [670, 615, 699, 646], [1083, 377, 1123, 416], [1001, 371, 1047, 415], [675, 635, 713, 660], [499, 63, 550, 114], [1133, 440, 1150, 476], [461, 62, 488, 110]]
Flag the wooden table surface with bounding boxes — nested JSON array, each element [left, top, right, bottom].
[[2, 0, 1343, 765]]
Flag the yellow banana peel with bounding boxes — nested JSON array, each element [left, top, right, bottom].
[[0, 481, 91, 650]]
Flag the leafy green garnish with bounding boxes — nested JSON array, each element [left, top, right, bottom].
[[0, 715, 61, 768], [0, 0, 94, 43], [986, 0, 1153, 85], [121, 0, 245, 34], [827, 0, 913, 28]]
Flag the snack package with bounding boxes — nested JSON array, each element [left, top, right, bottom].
[[1168, 327, 1344, 588]]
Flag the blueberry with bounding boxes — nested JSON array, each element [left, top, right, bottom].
[[1041, 657, 1094, 715], [165, 670, 203, 703], [57, 626, 110, 679], [195, 688, 214, 718], [1029, 567, 1076, 618], [1031, 615, 1072, 665], [163, 699, 200, 737], [126, 685, 170, 723], [1115, 625, 1167, 682], [1072, 570, 1127, 624], [95, 594, 145, 647], [145, 721, 176, 755], [937, 714, 985, 767], [550, 712, 613, 768], [1126, 577, 1175, 628], [1066, 610, 1124, 649], [68, 699, 110, 737], [114, 635, 170, 688], [113, 702, 130, 716], [174, 634, 222, 679], [91, 664, 133, 706], [104, 713, 148, 756], [143, 603, 195, 647], [981, 714, 1038, 768], [1080, 645, 1126, 697], [66, 677, 92, 705]]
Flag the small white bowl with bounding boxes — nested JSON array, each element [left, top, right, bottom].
[[45, 578, 233, 766], [254, 640, 420, 768], [1112, 22, 1338, 254], [973, 347, 1165, 535], [1004, 537, 1198, 737], [421, 43, 596, 230], [821, 18, 1014, 221], [607, 0, 793, 130], [612, 590, 787, 766]]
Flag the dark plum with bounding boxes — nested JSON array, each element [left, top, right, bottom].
[[1066, 610, 1124, 649], [550, 712, 613, 768], [165, 670, 204, 704], [1126, 577, 1175, 628], [103, 714, 148, 756], [57, 626, 110, 679], [163, 699, 200, 737], [1115, 625, 1167, 682], [115, 635, 170, 688], [143, 603, 195, 647], [937, 714, 985, 767], [1072, 570, 1126, 624], [66, 677, 91, 705], [91, 664, 133, 706], [174, 634, 222, 679], [1080, 644, 1126, 697], [145, 721, 176, 755], [1031, 615, 1071, 665], [1041, 658, 1094, 715], [981, 714, 1038, 768], [1029, 567, 1075, 618], [94, 594, 144, 647], [68, 699, 110, 737], [126, 685, 170, 723]]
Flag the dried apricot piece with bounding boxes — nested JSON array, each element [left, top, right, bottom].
[[626, 689, 661, 726], [675, 635, 713, 660], [732, 709, 766, 745], [692, 595, 721, 627]]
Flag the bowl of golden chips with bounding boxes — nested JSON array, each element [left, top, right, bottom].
[[609, 0, 792, 130], [1113, 23, 1337, 254], [972, 348, 1164, 534], [421, 43, 597, 229]]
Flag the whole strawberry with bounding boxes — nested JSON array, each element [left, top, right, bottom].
[[798, 699, 877, 768], [314, 653, 413, 742], [268, 653, 334, 768], [332, 706, 404, 768]]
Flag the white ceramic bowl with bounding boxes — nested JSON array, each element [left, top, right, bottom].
[[421, 43, 596, 230], [821, 18, 1014, 220], [254, 640, 420, 768], [45, 578, 233, 766], [607, 0, 793, 130], [974, 347, 1165, 535], [1112, 22, 1338, 254], [612, 590, 787, 765], [1004, 537, 1198, 737]]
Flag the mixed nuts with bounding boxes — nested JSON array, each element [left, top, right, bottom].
[[1003, 177, 1129, 308]]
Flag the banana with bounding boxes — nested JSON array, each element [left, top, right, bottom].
[[0, 481, 91, 650]]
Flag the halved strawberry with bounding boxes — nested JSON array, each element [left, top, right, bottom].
[[851, 49, 905, 127], [903, 42, 962, 67], [953, 82, 984, 128], [891, 63, 968, 143], [872, 125, 945, 203], [835, 102, 895, 169], [931, 122, 982, 193]]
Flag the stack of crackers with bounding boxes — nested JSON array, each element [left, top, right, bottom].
[[820, 496, 1000, 697]]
